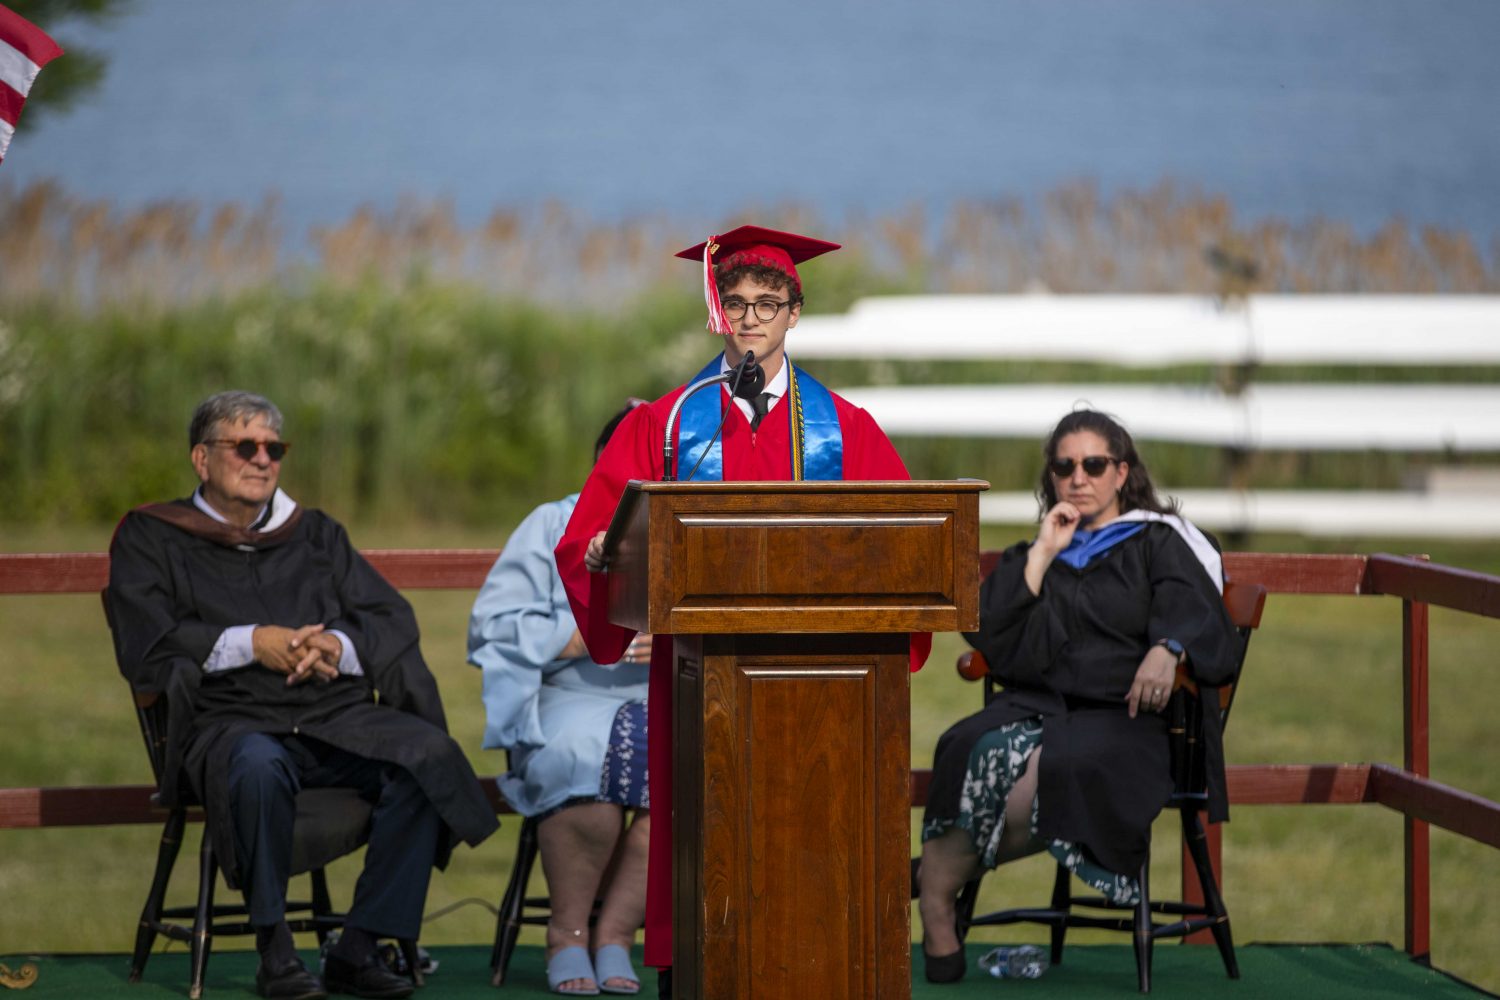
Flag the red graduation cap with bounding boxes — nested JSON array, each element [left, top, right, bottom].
[[676, 225, 841, 334]]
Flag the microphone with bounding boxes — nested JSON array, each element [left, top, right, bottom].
[[662, 352, 760, 482], [730, 353, 765, 401]]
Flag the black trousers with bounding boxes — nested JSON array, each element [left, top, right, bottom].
[[226, 732, 442, 940]]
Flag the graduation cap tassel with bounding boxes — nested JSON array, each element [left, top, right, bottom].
[[702, 239, 732, 335]]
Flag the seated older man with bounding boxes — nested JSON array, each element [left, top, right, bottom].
[[106, 390, 499, 1000]]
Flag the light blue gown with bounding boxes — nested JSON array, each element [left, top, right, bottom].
[[467, 494, 649, 817]]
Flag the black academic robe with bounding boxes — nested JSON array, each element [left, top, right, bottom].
[[925, 522, 1238, 877], [106, 500, 498, 888]]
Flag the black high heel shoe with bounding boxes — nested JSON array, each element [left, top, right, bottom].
[[922, 946, 967, 984]]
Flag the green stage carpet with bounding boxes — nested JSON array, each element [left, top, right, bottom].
[[1, 942, 1489, 998]]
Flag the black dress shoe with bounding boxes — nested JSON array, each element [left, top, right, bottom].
[[255, 957, 328, 1000], [322, 952, 414, 999]]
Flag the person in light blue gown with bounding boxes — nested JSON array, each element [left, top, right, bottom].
[[468, 402, 651, 996]]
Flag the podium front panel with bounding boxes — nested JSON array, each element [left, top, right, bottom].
[[674, 633, 911, 1000]]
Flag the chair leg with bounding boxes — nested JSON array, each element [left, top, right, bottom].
[[398, 939, 424, 987], [491, 815, 540, 986], [1133, 855, 1152, 994], [130, 807, 186, 982], [1183, 811, 1239, 979], [189, 832, 219, 1000], [309, 867, 334, 945], [1048, 861, 1071, 966], [1209, 908, 1240, 980], [953, 878, 981, 943]]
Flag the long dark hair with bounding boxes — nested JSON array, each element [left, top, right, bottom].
[[1036, 409, 1178, 519]]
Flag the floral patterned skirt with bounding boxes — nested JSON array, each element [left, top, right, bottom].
[[921, 716, 1138, 905], [598, 698, 649, 809]]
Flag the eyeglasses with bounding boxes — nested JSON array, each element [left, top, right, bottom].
[[202, 438, 290, 462], [1048, 455, 1118, 478], [722, 298, 793, 322]]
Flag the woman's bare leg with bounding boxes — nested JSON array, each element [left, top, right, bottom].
[[591, 810, 650, 990], [918, 746, 1047, 957], [917, 827, 978, 957], [996, 747, 1045, 864], [539, 802, 625, 993]]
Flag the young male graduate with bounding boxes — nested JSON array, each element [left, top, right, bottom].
[[554, 226, 930, 996]]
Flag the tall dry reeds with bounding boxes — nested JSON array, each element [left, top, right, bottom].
[[3, 179, 1497, 309], [0, 181, 283, 306]]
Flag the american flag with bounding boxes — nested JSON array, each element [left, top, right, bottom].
[[0, 3, 63, 165]]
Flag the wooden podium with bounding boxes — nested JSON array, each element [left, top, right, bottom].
[[602, 480, 985, 1000]]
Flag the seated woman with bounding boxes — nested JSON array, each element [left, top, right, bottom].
[[469, 402, 650, 997], [916, 409, 1238, 984]]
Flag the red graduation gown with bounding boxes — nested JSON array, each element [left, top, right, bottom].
[[555, 378, 929, 968]]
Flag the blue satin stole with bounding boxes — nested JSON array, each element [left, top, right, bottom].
[[676, 354, 843, 482], [1054, 520, 1146, 569]]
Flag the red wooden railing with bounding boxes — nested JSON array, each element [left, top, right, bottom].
[[1212, 551, 1500, 959], [2, 548, 1498, 963]]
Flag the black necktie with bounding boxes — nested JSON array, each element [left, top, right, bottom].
[[750, 392, 774, 431]]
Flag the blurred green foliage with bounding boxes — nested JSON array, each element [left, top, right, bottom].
[[2, 179, 1495, 531], [3, 278, 1496, 528], [0, 282, 707, 525]]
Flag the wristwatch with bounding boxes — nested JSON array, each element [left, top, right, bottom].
[[1156, 638, 1186, 665]]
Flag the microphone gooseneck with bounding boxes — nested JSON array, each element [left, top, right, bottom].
[[661, 351, 760, 482]]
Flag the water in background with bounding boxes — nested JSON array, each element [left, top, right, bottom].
[[5, 0, 1499, 239]]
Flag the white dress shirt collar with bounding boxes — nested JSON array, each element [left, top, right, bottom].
[[192, 486, 298, 532]]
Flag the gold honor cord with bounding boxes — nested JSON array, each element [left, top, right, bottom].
[[0, 963, 38, 990], [788, 364, 805, 481]]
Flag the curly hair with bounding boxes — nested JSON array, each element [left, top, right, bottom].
[[714, 263, 805, 309], [1035, 409, 1177, 519]]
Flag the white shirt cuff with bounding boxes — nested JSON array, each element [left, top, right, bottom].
[[204, 625, 258, 673], [328, 630, 363, 677]]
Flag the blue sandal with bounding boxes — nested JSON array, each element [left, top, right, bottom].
[[546, 945, 599, 996], [592, 944, 641, 996]]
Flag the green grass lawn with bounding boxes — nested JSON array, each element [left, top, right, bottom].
[[1, 525, 1496, 992]]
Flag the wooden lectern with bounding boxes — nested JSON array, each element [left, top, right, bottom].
[[601, 480, 985, 1000]]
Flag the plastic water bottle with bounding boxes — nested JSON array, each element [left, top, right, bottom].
[[978, 944, 1050, 979]]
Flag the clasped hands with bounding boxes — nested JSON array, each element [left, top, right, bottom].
[[252, 624, 342, 686]]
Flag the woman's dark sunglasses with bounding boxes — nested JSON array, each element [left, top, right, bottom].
[[1049, 455, 1118, 478], [203, 438, 290, 462]]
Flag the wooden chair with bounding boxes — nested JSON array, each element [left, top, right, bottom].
[[938, 579, 1266, 994], [104, 593, 421, 999], [488, 813, 545, 986]]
